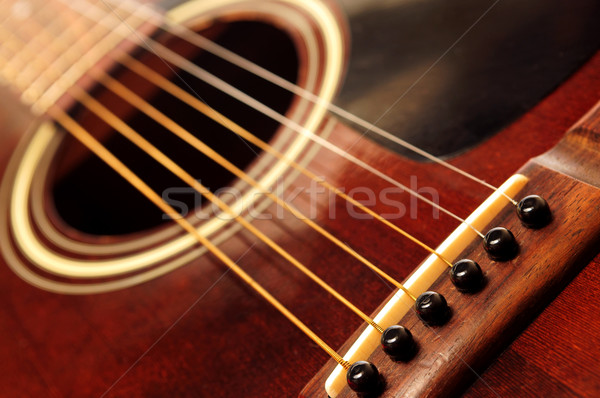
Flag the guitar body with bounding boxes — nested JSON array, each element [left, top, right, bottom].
[[1, 0, 600, 397]]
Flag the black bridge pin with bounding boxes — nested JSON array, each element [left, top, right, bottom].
[[346, 361, 384, 397], [483, 227, 518, 261], [450, 259, 484, 293], [517, 195, 552, 229], [381, 325, 416, 362], [415, 291, 450, 326]]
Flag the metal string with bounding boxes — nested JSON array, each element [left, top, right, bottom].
[[59, 0, 488, 238], [115, 0, 518, 207], [1, 2, 396, 332], [0, 0, 423, 308], [0, 0, 464, 270]]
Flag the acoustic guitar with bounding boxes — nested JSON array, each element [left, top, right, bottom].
[[1, 0, 600, 397]]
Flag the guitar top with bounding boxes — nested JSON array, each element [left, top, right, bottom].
[[1, 0, 600, 397]]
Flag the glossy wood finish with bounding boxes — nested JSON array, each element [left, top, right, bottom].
[[464, 94, 600, 398], [334, 0, 600, 158], [302, 51, 600, 397], [466, 253, 600, 397], [304, 125, 600, 397], [2, 7, 600, 398]]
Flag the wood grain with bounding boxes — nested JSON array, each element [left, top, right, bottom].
[[1, 10, 600, 398], [303, 55, 600, 398], [466, 253, 600, 397], [465, 97, 600, 398], [304, 159, 600, 398]]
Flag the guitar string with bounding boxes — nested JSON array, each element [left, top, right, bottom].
[[0, 38, 501, 398], [87, 67, 439, 293], [90, 0, 488, 239], [47, 104, 354, 371], [105, 0, 518, 208], [2, 0, 490, 386], [0, 2, 479, 318], [0, 23, 361, 372], [111, 49, 456, 269], [1, 0, 436, 344], [1, 0, 463, 272], [1, 7, 468, 374], [1, 20, 477, 389], [35, 4, 454, 281], [1, 10, 492, 364], [0, 4, 503, 394], [0, 4, 425, 305], [0, 9, 398, 334], [4, 0, 498, 339], [4, 3, 448, 340], [59, 1, 472, 267], [60, 0, 487, 239]]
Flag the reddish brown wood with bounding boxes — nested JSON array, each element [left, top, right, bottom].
[[464, 101, 600, 398], [303, 57, 600, 398], [303, 151, 600, 398], [465, 253, 600, 397], [1, 8, 600, 398]]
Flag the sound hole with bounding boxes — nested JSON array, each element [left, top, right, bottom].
[[50, 21, 299, 236]]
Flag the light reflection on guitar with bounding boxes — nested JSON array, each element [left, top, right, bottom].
[[1, 0, 600, 397]]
